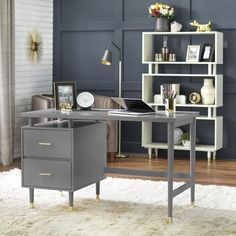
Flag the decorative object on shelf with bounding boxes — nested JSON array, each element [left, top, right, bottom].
[[190, 20, 212, 32], [155, 37, 176, 62], [168, 53, 176, 62], [170, 21, 182, 32], [26, 30, 43, 63], [189, 92, 201, 104], [182, 132, 199, 146], [201, 79, 215, 105], [161, 36, 169, 61], [154, 93, 186, 105], [161, 83, 179, 103], [148, 2, 175, 32], [154, 94, 163, 103], [176, 95, 187, 104], [77, 92, 95, 110], [54, 81, 77, 110], [158, 53, 163, 61], [165, 98, 176, 113], [162, 84, 177, 113], [172, 53, 176, 61], [182, 132, 190, 147], [201, 43, 214, 62], [171, 83, 180, 95], [101, 41, 127, 158], [155, 53, 159, 61], [174, 128, 183, 145], [186, 45, 201, 62], [155, 17, 170, 32], [155, 53, 163, 62]]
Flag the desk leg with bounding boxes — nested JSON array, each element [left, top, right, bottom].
[[190, 119, 196, 205], [167, 123, 174, 223], [29, 188, 34, 208], [69, 191, 74, 211], [96, 182, 100, 201]]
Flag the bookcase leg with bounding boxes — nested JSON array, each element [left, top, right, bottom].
[[213, 151, 216, 160], [207, 151, 211, 162], [155, 148, 158, 158], [148, 148, 152, 159]]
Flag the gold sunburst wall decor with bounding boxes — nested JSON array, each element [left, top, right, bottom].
[[26, 30, 43, 63]]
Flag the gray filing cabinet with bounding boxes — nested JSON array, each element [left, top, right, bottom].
[[21, 120, 106, 209]]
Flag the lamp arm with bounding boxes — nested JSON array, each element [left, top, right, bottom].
[[108, 41, 121, 60]]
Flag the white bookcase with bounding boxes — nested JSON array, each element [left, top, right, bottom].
[[141, 31, 223, 161]]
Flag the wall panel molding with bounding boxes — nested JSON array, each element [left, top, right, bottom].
[[54, 0, 236, 158]]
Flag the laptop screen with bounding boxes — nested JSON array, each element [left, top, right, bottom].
[[124, 98, 155, 112], [111, 98, 155, 113]]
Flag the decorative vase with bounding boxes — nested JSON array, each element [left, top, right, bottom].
[[170, 21, 182, 32], [200, 78, 215, 105], [174, 128, 183, 145], [182, 140, 190, 147], [155, 17, 170, 32]]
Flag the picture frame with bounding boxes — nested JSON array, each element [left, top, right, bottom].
[[54, 81, 77, 110], [186, 45, 201, 62], [201, 43, 214, 62]]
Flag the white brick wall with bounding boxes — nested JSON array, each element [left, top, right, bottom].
[[14, 0, 53, 157]]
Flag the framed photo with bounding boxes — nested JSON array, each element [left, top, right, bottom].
[[201, 43, 214, 62], [54, 81, 77, 110], [186, 45, 201, 62]]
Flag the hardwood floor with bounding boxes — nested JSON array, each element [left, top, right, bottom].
[[0, 158, 21, 172], [1, 156, 236, 187], [108, 156, 236, 187]]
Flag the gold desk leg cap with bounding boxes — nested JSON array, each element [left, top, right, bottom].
[[29, 203, 35, 209], [69, 206, 73, 211], [191, 202, 196, 208], [166, 217, 173, 224], [96, 195, 100, 201], [115, 153, 127, 158]]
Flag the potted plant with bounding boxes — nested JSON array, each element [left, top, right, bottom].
[[148, 2, 175, 32], [181, 132, 190, 147]]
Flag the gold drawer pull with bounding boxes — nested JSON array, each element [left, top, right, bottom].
[[38, 172, 52, 176], [38, 142, 52, 146]]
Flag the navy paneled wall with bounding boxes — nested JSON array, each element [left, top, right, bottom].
[[54, 0, 236, 159]]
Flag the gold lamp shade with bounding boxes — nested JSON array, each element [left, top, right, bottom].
[[100, 50, 112, 65]]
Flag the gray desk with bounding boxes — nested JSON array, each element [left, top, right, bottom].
[[21, 109, 198, 223]]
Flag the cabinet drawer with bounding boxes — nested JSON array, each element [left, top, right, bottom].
[[23, 129, 72, 158], [23, 159, 71, 190]]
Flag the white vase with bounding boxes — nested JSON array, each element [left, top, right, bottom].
[[174, 128, 183, 145], [182, 140, 190, 147], [200, 79, 215, 105]]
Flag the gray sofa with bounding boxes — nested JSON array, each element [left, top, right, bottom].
[[32, 94, 118, 162]]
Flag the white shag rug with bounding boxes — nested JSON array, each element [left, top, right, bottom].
[[0, 169, 236, 236]]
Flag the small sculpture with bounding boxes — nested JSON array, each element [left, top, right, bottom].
[[190, 20, 212, 32], [170, 21, 182, 32]]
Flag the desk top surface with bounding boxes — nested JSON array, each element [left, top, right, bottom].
[[21, 108, 198, 124]]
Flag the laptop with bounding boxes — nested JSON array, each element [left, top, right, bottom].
[[109, 97, 156, 116]]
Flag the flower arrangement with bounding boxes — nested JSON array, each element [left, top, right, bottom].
[[149, 2, 175, 20]]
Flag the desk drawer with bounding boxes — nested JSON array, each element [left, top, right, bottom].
[[23, 129, 72, 159], [23, 159, 71, 190]]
